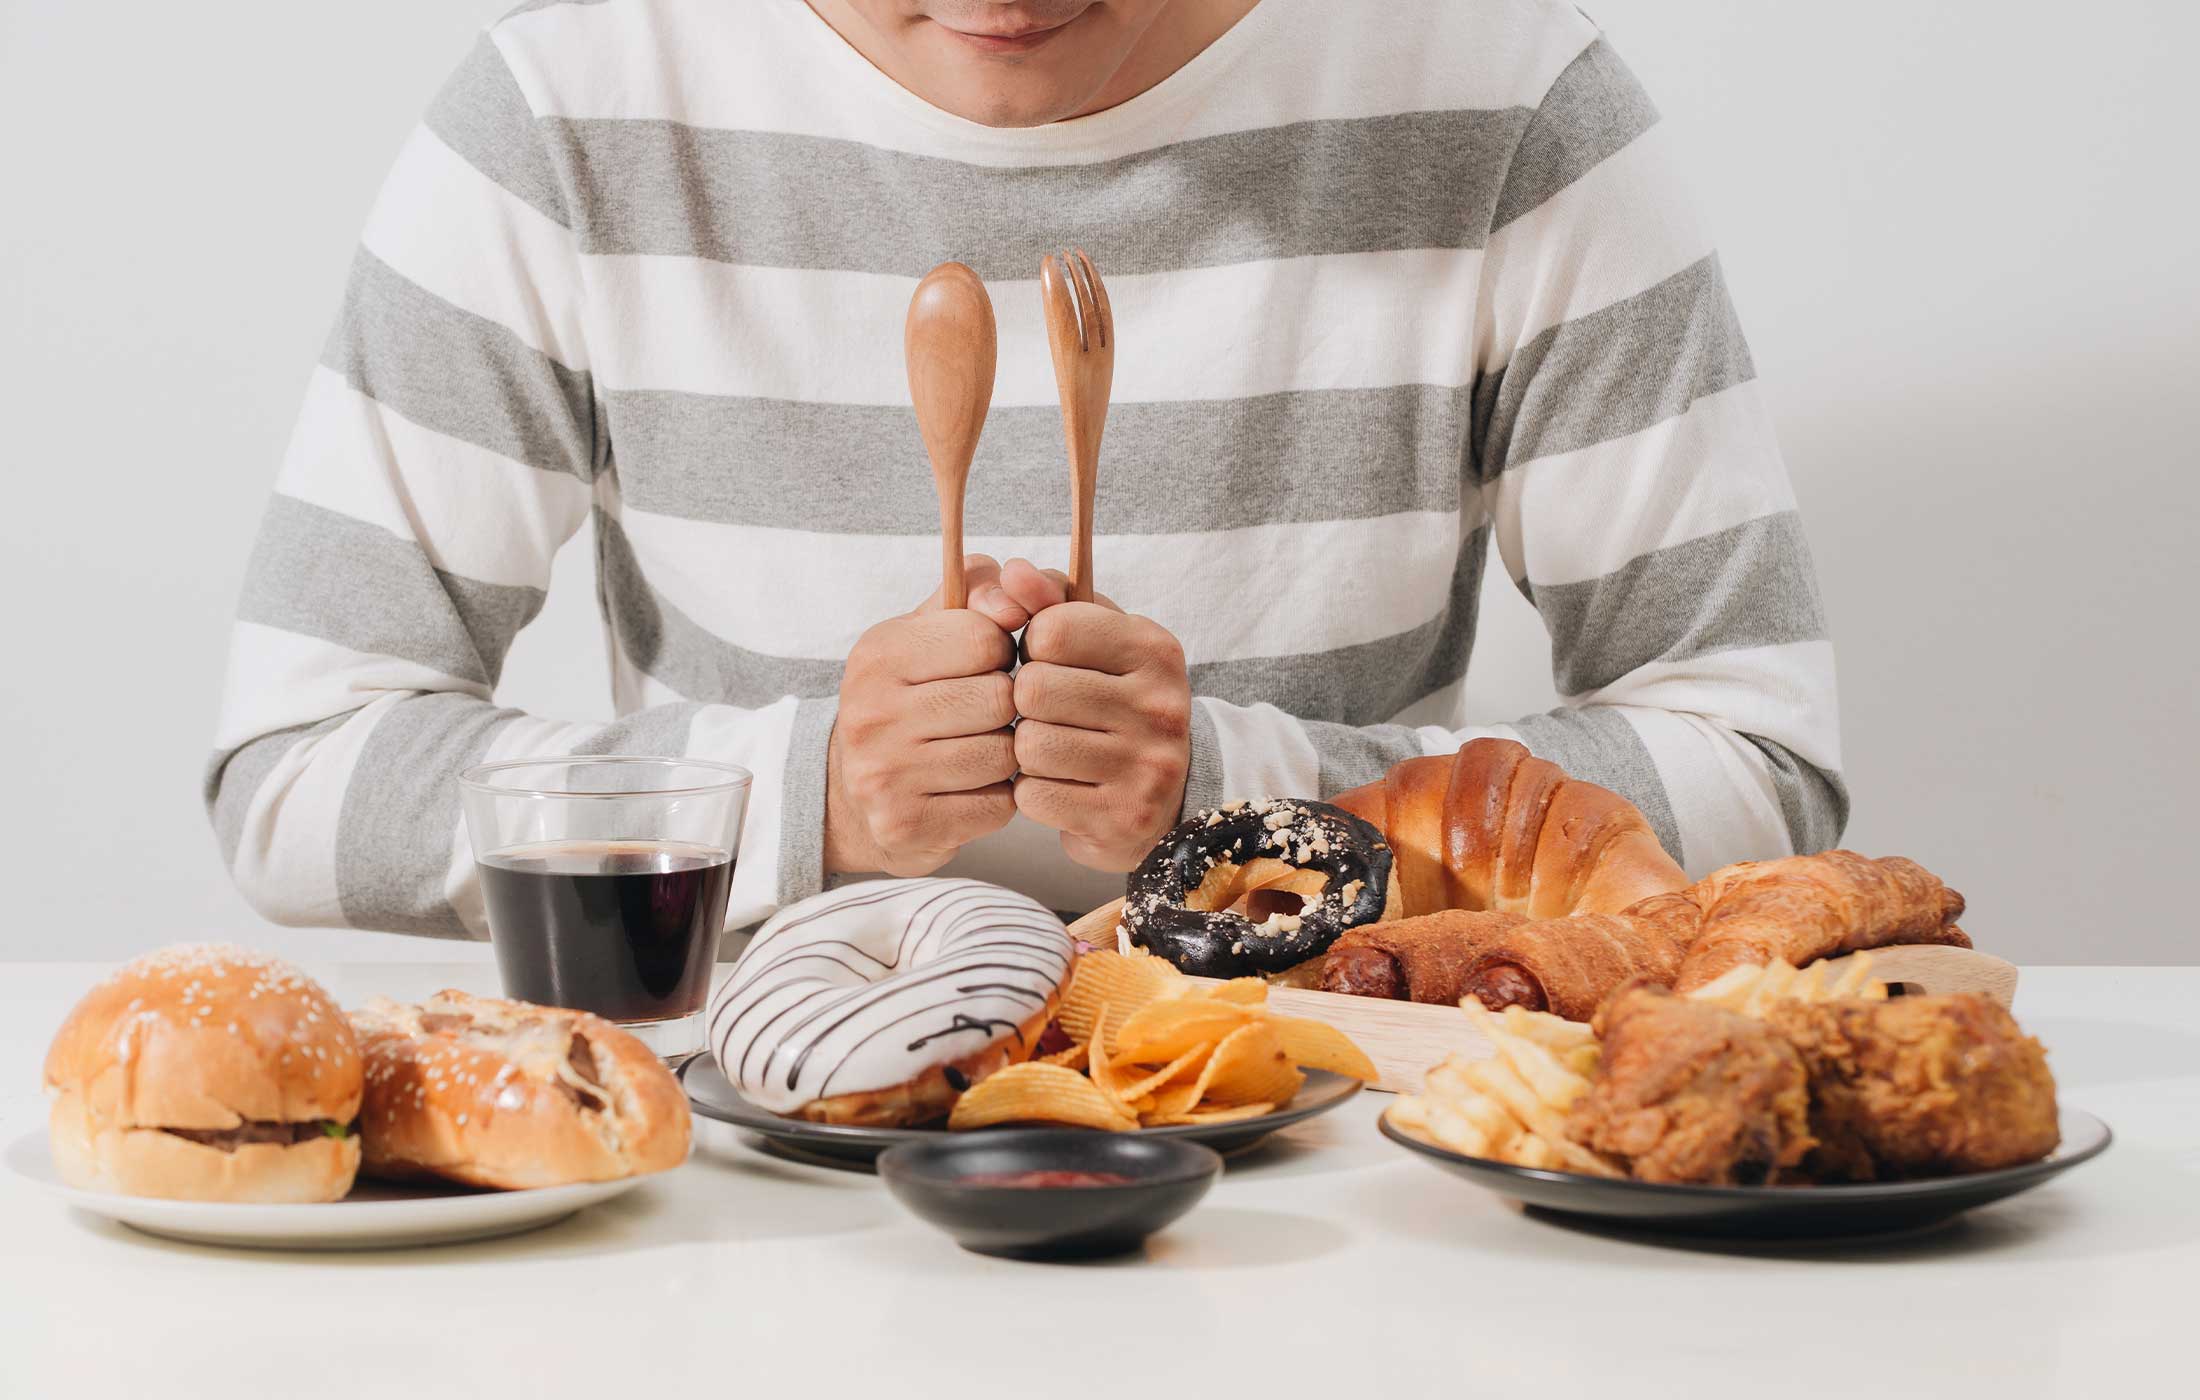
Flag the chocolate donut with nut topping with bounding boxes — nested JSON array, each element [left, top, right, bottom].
[[1122, 798, 1393, 978]]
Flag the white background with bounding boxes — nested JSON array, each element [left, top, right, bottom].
[[2, 1, 2193, 966]]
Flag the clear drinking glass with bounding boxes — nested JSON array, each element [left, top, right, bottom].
[[458, 757, 750, 1060]]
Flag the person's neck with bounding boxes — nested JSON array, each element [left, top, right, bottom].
[[807, 1, 1261, 126]]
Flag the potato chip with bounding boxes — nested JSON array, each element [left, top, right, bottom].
[[1111, 1043, 1214, 1102], [1146, 1080, 1206, 1118], [1187, 1022, 1304, 1107], [1146, 1101, 1275, 1125], [1204, 978, 1270, 1005], [1084, 1003, 1127, 1104], [1112, 998, 1258, 1065], [1057, 950, 1181, 1053], [1037, 1040, 1089, 1070], [948, 1062, 1134, 1132], [1269, 1014, 1378, 1081]]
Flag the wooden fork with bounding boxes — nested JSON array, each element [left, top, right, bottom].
[[1039, 249, 1114, 604]]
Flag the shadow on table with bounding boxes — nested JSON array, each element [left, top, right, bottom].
[[837, 1204, 1351, 1273], [60, 1131, 896, 1267], [1360, 1138, 2198, 1267]]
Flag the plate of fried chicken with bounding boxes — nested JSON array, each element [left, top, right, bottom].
[[1382, 967, 2109, 1238]]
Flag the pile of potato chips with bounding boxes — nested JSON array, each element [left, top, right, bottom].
[[1386, 956, 1888, 1174], [947, 950, 1378, 1132]]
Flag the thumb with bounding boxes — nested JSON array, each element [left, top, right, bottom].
[[997, 556, 1097, 619], [1004, 558, 1123, 614], [913, 554, 1042, 633]]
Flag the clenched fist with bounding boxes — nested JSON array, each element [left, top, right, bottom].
[[824, 556, 1033, 877], [997, 559, 1193, 872]]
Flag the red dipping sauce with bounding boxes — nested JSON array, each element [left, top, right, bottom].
[[958, 1170, 1135, 1189]]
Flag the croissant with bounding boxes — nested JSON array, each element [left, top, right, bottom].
[[1333, 739, 1687, 920], [1674, 851, 1970, 991]]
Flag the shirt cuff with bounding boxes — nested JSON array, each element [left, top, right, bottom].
[[773, 694, 838, 908], [1178, 698, 1228, 818]]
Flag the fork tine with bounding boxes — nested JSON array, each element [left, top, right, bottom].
[[1062, 248, 1099, 353], [1064, 246, 1100, 347], [1039, 251, 1071, 349]]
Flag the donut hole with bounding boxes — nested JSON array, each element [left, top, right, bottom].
[[1182, 857, 1332, 922], [1243, 887, 1307, 922]]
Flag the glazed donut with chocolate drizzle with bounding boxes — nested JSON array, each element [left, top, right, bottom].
[[1122, 798, 1394, 978], [707, 879, 1074, 1128]]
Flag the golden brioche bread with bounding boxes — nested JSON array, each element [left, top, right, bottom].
[[1333, 738, 1687, 920], [43, 944, 363, 1202], [351, 991, 689, 1189]]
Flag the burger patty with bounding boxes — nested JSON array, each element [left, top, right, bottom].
[[160, 1119, 351, 1151]]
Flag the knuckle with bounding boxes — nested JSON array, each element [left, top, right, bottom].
[[1011, 778, 1050, 820], [1025, 609, 1068, 660], [974, 734, 1019, 784], [1137, 697, 1190, 742], [875, 807, 925, 850], [1013, 663, 1053, 717], [1011, 722, 1045, 769], [982, 672, 1017, 728], [1144, 625, 1185, 671]]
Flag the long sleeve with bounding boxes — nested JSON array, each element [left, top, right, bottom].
[[1179, 34, 1846, 876], [204, 35, 833, 937]]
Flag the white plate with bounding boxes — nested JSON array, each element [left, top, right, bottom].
[[4, 1133, 648, 1251]]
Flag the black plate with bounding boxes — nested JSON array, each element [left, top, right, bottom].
[[878, 1130, 1221, 1260], [1379, 1106, 2111, 1239], [683, 1057, 1360, 1170]]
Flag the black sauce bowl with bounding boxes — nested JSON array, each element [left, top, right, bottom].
[[876, 1130, 1222, 1260]]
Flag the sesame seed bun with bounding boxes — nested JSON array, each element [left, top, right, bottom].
[[42, 944, 363, 1202], [351, 991, 689, 1189]]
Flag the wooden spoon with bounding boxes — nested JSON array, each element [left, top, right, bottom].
[[1040, 249, 1114, 604], [904, 262, 997, 608]]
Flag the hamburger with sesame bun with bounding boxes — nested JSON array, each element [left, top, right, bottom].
[[43, 944, 363, 1202]]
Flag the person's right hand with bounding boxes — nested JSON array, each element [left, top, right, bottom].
[[823, 555, 1036, 877]]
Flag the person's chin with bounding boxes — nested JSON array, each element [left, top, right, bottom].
[[929, 69, 1103, 127], [915, 25, 1111, 126]]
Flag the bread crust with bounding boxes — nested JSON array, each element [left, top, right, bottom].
[[41, 945, 363, 1202], [1333, 738, 1688, 920], [352, 991, 690, 1189], [47, 1091, 361, 1203]]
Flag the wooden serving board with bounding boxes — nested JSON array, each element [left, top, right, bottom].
[[1065, 900, 2020, 1095]]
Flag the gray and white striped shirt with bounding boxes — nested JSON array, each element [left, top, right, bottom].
[[207, 0, 1845, 937]]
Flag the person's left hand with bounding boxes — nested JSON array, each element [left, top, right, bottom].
[[995, 558, 1192, 872]]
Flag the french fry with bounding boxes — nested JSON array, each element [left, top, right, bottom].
[[1686, 956, 1890, 1015]]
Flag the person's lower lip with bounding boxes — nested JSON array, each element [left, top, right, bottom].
[[939, 19, 1072, 54]]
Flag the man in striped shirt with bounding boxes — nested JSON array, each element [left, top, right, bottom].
[[207, 0, 1845, 938]]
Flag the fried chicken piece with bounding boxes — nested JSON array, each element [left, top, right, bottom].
[[1767, 994, 2059, 1180], [1566, 986, 1814, 1185]]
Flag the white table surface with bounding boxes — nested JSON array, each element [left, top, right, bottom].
[[1, 961, 2190, 1399]]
